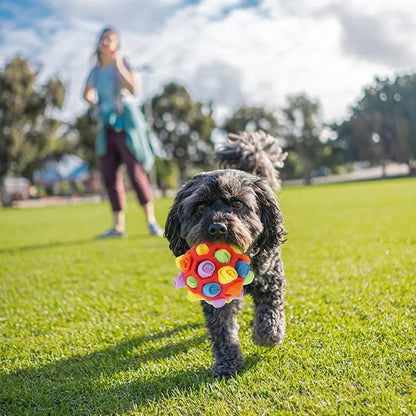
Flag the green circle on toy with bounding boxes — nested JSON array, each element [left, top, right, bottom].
[[214, 249, 231, 263], [243, 270, 255, 285], [187, 275, 198, 288]]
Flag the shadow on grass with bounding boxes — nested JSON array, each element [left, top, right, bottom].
[[0, 225, 171, 254], [0, 238, 98, 254], [0, 232, 167, 254], [0, 323, 262, 415]]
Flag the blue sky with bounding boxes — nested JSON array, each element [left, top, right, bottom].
[[0, 0, 51, 28], [1, 0, 416, 124]]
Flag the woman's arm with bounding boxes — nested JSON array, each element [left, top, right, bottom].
[[114, 54, 137, 95]]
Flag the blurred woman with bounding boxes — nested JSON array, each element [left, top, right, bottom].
[[83, 27, 163, 238]]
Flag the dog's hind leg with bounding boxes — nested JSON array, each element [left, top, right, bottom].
[[201, 301, 244, 377], [251, 288, 286, 347]]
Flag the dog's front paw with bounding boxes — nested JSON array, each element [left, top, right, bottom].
[[252, 314, 285, 347], [252, 327, 285, 347], [211, 358, 244, 378]]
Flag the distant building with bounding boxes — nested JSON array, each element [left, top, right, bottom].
[[2, 177, 30, 204]]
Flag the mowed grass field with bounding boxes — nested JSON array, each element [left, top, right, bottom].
[[0, 178, 415, 415]]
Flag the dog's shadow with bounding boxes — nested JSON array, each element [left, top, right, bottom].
[[1, 323, 261, 415]]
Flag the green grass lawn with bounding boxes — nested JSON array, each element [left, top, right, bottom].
[[1, 178, 415, 415]]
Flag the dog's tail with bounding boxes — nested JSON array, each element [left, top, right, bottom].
[[216, 130, 288, 192]]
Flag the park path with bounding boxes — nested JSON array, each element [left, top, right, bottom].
[[283, 162, 409, 187]]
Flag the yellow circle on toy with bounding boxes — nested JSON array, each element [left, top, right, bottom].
[[195, 243, 210, 255], [187, 291, 204, 302], [218, 266, 238, 284]]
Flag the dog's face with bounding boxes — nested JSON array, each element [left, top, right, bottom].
[[165, 170, 285, 256]]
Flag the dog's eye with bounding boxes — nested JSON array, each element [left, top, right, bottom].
[[230, 199, 243, 209], [196, 204, 207, 214]]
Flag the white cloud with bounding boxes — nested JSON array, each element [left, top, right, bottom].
[[1, 0, 416, 125]]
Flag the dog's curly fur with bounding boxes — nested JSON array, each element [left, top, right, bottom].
[[165, 169, 286, 377], [216, 130, 288, 192]]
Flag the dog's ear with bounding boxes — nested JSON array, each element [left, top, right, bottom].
[[165, 172, 214, 256], [165, 177, 204, 256], [254, 178, 286, 251], [164, 198, 189, 256]]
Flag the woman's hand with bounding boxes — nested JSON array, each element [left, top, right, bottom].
[[113, 52, 137, 95], [83, 85, 97, 106], [113, 51, 124, 69]]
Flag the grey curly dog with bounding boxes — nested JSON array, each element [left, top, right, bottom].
[[165, 164, 287, 377]]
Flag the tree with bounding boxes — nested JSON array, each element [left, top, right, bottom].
[[72, 109, 99, 171], [223, 106, 279, 136], [281, 94, 324, 185], [0, 56, 65, 204], [333, 75, 416, 174], [149, 83, 215, 184]]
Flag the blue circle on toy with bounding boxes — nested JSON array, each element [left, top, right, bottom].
[[202, 282, 221, 298], [235, 261, 250, 277]]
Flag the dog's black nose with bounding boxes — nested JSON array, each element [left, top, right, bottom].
[[209, 223, 227, 237]]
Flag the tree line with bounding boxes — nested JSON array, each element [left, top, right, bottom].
[[1, 56, 415, 200]]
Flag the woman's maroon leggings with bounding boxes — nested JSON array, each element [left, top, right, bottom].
[[98, 128, 152, 212]]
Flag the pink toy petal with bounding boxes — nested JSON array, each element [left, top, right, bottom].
[[173, 271, 186, 289], [211, 298, 227, 308]]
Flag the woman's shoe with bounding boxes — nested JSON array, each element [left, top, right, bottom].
[[148, 223, 163, 237], [95, 228, 125, 239]]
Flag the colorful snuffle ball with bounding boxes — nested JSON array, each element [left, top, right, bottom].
[[173, 242, 254, 308]]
